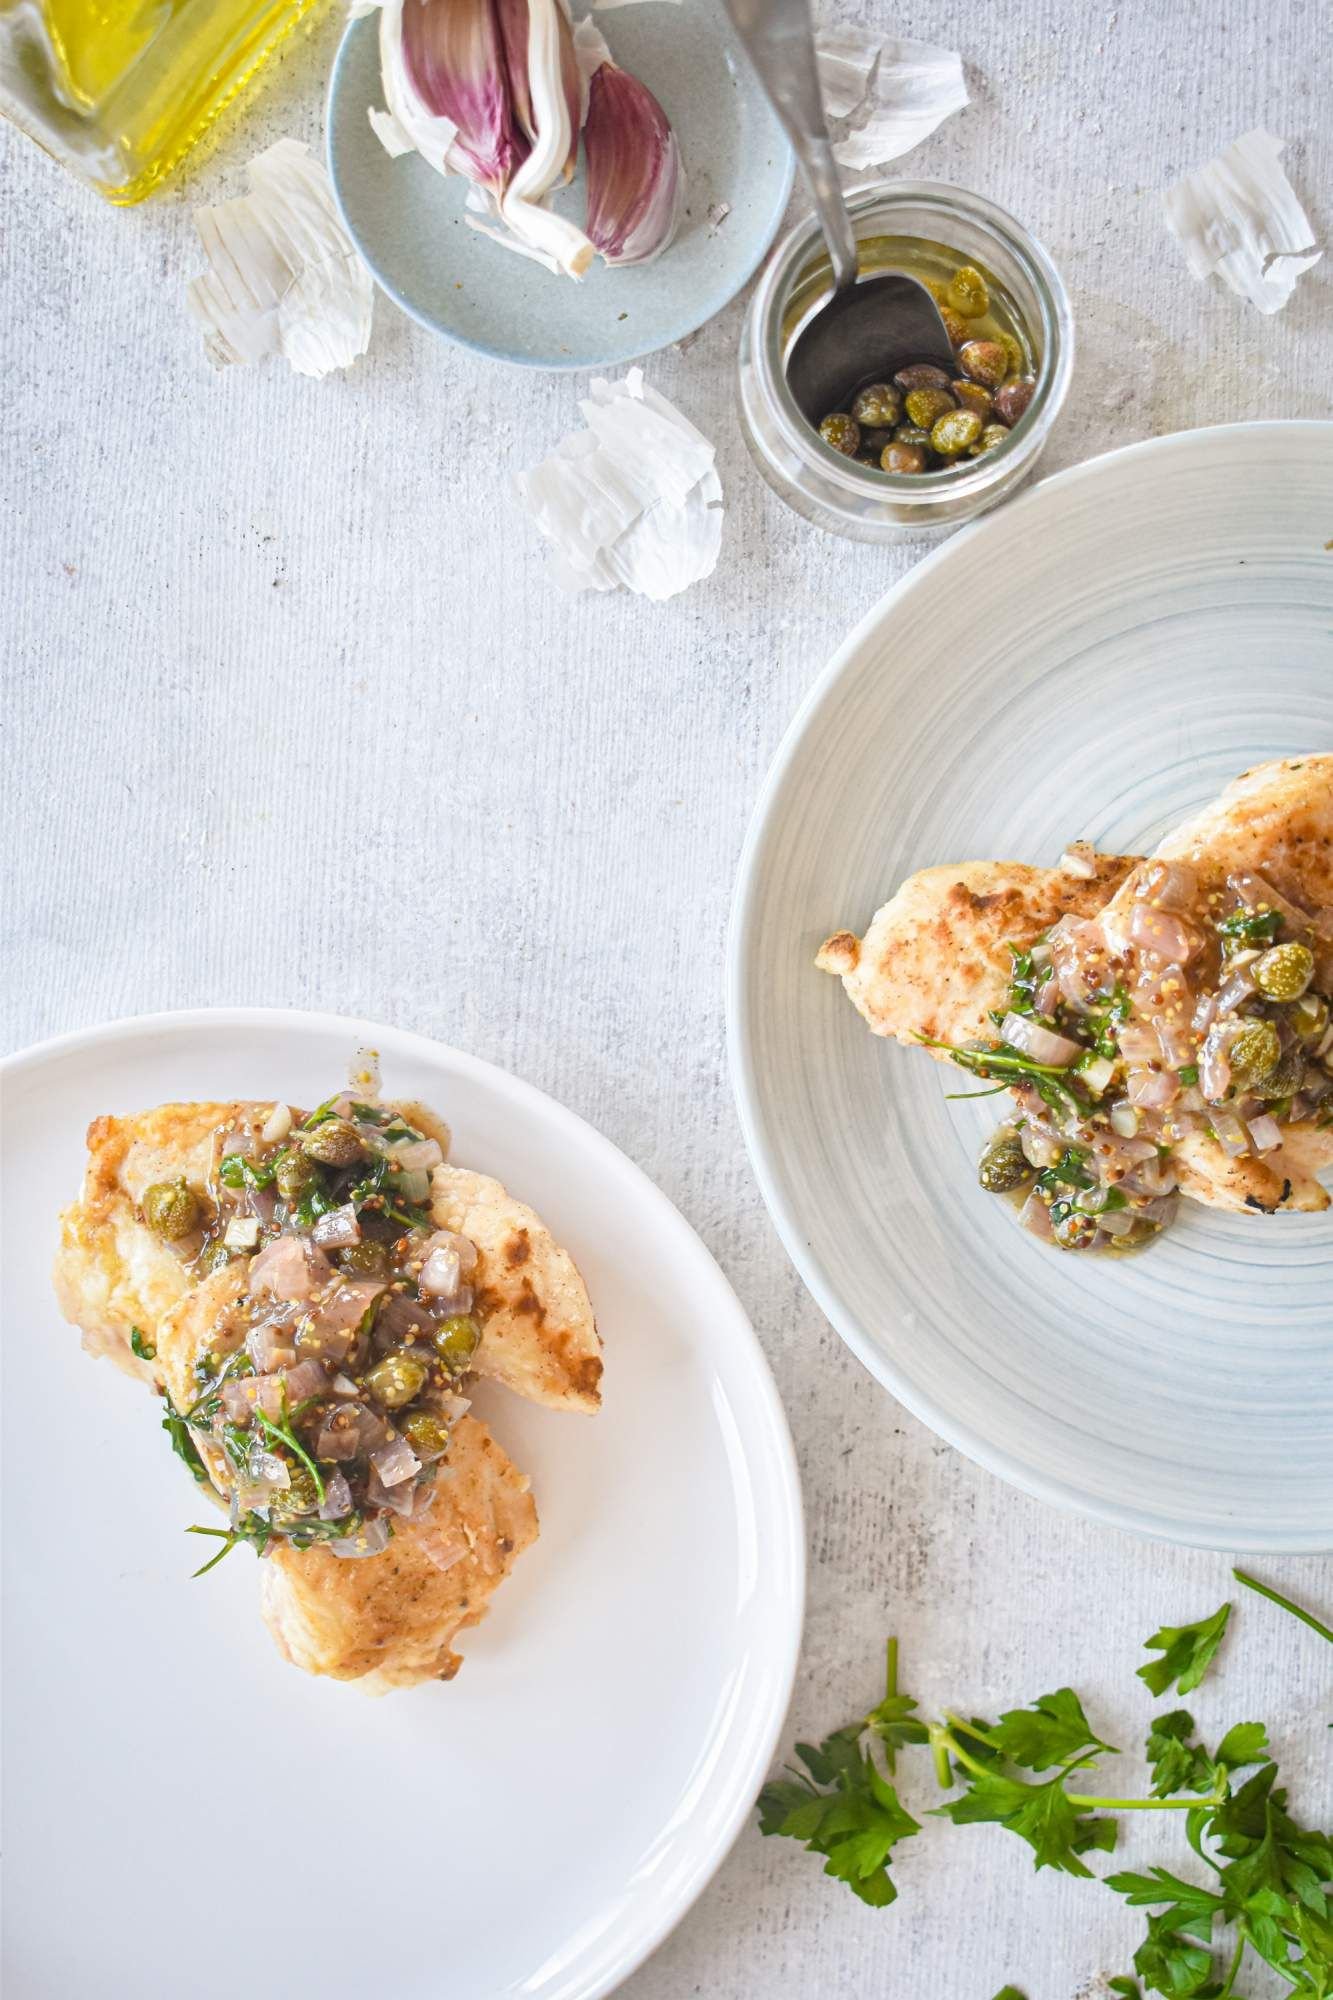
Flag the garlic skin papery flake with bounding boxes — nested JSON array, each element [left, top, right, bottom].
[[517, 369, 722, 601], [813, 27, 967, 173], [1162, 129, 1321, 314], [186, 139, 373, 378]]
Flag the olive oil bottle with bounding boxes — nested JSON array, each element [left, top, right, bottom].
[[0, 0, 327, 203]]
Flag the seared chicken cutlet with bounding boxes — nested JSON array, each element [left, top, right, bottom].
[[819, 757, 1333, 1250], [54, 1082, 598, 1689], [816, 852, 1139, 1051]]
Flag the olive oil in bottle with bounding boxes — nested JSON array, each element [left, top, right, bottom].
[[0, 0, 327, 203]]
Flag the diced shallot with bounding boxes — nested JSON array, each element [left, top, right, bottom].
[[297, 1278, 384, 1362], [1137, 859, 1198, 911], [1018, 1193, 1054, 1239], [1059, 841, 1098, 880], [261, 1103, 293, 1145], [389, 1137, 443, 1173], [1211, 1108, 1251, 1157], [1227, 871, 1311, 935], [312, 1203, 361, 1249], [247, 1321, 297, 1373], [249, 1235, 333, 1302], [319, 1470, 354, 1520], [1129, 901, 1198, 963], [1001, 1012, 1082, 1066], [1117, 1021, 1163, 1066], [1109, 1102, 1142, 1137], [371, 1432, 421, 1488], [1215, 968, 1258, 1014], [1127, 1067, 1180, 1110], [1246, 1113, 1283, 1154], [330, 1515, 392, 1559]]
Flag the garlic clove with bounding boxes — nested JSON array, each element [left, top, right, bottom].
[[581, 52, 683, 266], [396, 0, 528, 194], [496, 0, 594, 278]]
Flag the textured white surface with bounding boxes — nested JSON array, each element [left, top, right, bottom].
[[3, 0, 1332, 1993]]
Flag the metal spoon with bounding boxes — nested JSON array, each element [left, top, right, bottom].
[[722, 0, 955, 424]]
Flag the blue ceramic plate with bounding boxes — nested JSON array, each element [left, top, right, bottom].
[[326, 1, 793, 369], [730, 422, 1333, 1553]]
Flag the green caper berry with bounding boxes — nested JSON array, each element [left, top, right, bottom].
[[1253, 941, 1315, 1002], [977, 1126, 1035, 1195], [432, 1313, 481, 1373], [339, 1240, 389, 1276], [300, 1118, 366, 1168], [273, 1147, 318, 1202], [366, 1353, 428, 1409], [271, 1465, 320, 1517], [946, 264, 990, 317], [200, 1244, 233, 1273], [142, 1179, 200, 1240], [930, 408, 984, 458], [904, 386, 955, 430], [401, 1410, 451, 1461], [850, 382, 902, 429], [1229, 1019, 1281, 1085], [1291, 993, 1330, 1042], [969, 423, 1012, 458]]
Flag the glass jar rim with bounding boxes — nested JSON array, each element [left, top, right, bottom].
[[748, 179, 1074, 505]]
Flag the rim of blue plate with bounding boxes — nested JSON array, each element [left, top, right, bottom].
[[325, 10, 796, 371]]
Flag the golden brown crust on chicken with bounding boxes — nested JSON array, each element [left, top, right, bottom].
[[816, 854, 1140, 1052], [431, 1165, 602, 1412], [259, 1415, 538, 1691], [53, 1102, 249, 1382], [1174, 1125, 1333, 1214]]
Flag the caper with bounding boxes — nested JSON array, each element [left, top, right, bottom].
[[200, 1244, 234, 1273], [957, 340, 1009, 390], [850, 382, 902, 429], [931, 408, 985, 458], [892, 423, 933, 449], [273, 1146, 318, 1202], [951, 379, 994, 421], [1253, 941, 1314, 1002], [993, 377, 1036, 426], [400, 1410, 451, 1461], [997, 332, 1024, 378], [882, 442, 928, 474], [366, 1353, 428, 1408], [1291, 993, 1330, 1042], [893, 362, 952, 394], [977, 1125, 1034, 1195], [432, 1313, 481, 1373], [1259, 1037, 1305, 1098], [300, 1117, 366, 1168], [947, 265, 990, 318], [1052, 1209, 1098, 1250], [271, 1465, 320, 1517], [1229, 1019, 1281, 1085], [339, 1239, 389, 1276], [904, 386, 956, 430], [940, 307, 971, 349], [142, 1179, 200, 1240], [859, 426, 896, 457], [969, 423, 1012, 457], [819, 412, 860, 456]]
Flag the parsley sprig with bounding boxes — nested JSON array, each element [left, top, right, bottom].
[[757, 1600, 1332, 1997]]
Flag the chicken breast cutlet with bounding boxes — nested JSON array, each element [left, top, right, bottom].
[[817, 756, 1333, 1248]]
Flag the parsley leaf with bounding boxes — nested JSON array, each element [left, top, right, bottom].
[[758, 1729, 920, 1907], [990, 1687, 1117, 1772], [938, 1766, 1117, 1877], [129, 1325, 156, 1361], [161, 1395, 209, 1481], [1130, 1911, 1216, 1996], [1146, 1712, 1268, 1799], [1138, 1604, 1231, 1696]]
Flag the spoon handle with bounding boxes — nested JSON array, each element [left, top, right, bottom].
[[722, 0, 858, 293]]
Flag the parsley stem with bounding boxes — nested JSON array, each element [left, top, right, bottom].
[[1216, 1933, 1246, 2000], [934, 1726, 995, 1783], [886, 1637, 899, 1701], [1233, 1568, 1333, 1645], [942, 1711, 1004, 1753]]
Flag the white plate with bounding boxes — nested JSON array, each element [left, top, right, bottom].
[[1, 1010, 803, 2000], [729, 421, 1333, 1554]]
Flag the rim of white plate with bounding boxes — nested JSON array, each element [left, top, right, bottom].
[[2, 1005, 806, 1999], [727, 419, 1333, 1555]]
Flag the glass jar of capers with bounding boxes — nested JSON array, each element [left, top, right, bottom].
[[738, 182, 1072, 541]]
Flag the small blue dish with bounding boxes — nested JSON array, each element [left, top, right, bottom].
[[326, 0, 794, 370]]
